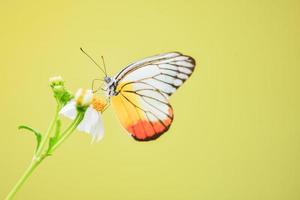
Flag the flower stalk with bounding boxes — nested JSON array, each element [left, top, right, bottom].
[[5, 112, 83, 200], [47, 112, 84, 154], [4, 153, 47, 200], [4, 77, 98, 200], [34, 104, 61, 159]]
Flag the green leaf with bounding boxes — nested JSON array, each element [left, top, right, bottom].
[[18, 125, 42, 152]]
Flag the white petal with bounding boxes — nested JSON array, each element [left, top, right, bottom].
[[49, 76, 63, 82], [90, 114, 104, 142], [77, 107, 99, 133], [82, 89, 93, 106], [59, 100, 77, 120], [75, 88, 83, 101]]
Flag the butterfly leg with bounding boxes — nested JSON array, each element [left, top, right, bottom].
[[101, 98, 111, 113], [92, 78, 103, 93]]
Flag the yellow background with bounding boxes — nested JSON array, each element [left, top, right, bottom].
[[1, 0, 299, 199]]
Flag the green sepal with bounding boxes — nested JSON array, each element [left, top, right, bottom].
[[53, 88, 73, 106], [60, 92, 73, 106], [46, 137, 56, 156], [18, 125, 42, 152], [76, 105, 88, 113]]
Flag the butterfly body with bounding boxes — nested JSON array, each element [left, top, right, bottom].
[[104, 77, 118, 96], [101, 52, 196, 141]]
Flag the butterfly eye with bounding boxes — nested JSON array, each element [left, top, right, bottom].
[[104, 77, 111, 83]]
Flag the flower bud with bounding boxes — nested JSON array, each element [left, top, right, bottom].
[[49, 76, 64, 88], [49, 76, 73, 106]]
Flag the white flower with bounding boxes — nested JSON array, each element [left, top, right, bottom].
[[60, 89, 106, 142]]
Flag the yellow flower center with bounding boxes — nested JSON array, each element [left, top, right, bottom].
[[92, 97, 106, 112]]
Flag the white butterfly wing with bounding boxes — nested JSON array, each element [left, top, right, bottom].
[[111, 52, 196, 141], [114, 52, 195, 97]]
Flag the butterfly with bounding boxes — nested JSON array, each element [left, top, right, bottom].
[[81, 48, 196, 141]]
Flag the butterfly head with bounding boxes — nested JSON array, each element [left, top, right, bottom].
[[104, 76, 112, 84]]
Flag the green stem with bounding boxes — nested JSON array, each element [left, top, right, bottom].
[[5, 156, 45, 200], [5, 112, 84, 200], [5, 104, 61, 200], [35, 104, 61, 157], [49, 113, 84, 154]]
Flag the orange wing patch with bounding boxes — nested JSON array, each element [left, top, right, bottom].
[[127, 108, 173, 141], [111, 82, 174, 141]]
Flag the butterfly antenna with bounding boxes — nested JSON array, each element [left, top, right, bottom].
[[101, 56, 107, 76], [80, 47, 106, 75]]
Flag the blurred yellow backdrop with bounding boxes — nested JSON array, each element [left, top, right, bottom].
[[1, 0, 299, 199]]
